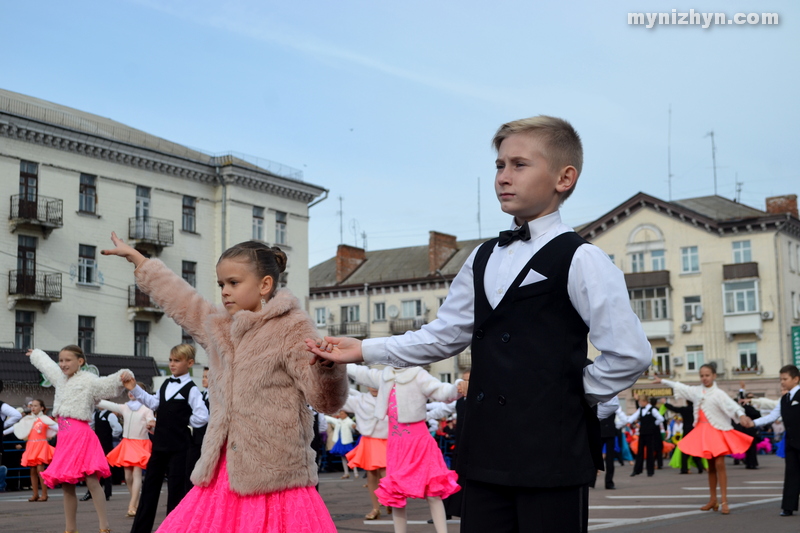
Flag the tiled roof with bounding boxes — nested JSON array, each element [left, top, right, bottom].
[[671, 195, 767, 221], [0, 349, 161, 387]]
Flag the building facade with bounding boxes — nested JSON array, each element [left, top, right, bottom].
[[1, 88, 326, 383]]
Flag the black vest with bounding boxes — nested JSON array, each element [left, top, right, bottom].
[[638, 407, 657, 436], [457, 232, 596, 487], [599, 414, 617, 439], [782, 391, 800, 451], [153, 380, 196, 452], [94, 410, 114, 453]]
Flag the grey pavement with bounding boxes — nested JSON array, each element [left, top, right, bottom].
[[0, 454, 797, 532]]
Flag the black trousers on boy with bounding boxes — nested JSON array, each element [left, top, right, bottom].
[[130, 449, 188, 533], [460, 479, 589, 533], [633, 434, 657, 476], [783, 445, 800, 512]]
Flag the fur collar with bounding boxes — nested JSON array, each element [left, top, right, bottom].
[[205, 289, 300, 346], [382, 366, 422, 384]]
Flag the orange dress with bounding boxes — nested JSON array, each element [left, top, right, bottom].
[[21, 418, 56, 467], [677, 411, 753, 459]]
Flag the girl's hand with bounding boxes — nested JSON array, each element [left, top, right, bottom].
[[740, 415, 755, 428], [651, 376, 662, 384], [15, 444, 22, 449], [25, 349, 33, 357], [120, 372, 136, 390], [100, 232, 147, 268], [304, 337, 364, 365]]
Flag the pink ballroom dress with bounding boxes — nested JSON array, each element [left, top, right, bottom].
[[155, 447, 337, 533], [41, 417, 111, 488], [374, 386, 460, 508]]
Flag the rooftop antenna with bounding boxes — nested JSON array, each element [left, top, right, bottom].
[[477, 177, 482, 238], [735, 173, 743, 203], [337, 196, 344, 244], [361, 230, 368, 251], [667, 105, 673, 200], [705, 130, 718, 195], [350, 219, 361, 247]]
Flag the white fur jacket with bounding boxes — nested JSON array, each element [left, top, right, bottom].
[[324, 414, 356, 445], [134, 259, 348, 495], [98, 400, 154, 440], [13, 413, 58, 440], [347, 364, 461, 424], [343, 389, 388, 439], [29, 349, 130, 422], [661, 379, 745, 431]]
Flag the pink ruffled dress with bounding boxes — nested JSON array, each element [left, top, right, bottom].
[[41, 417, 111, 488], [155, 449, 336, 533], [374, 386, 460, 508]]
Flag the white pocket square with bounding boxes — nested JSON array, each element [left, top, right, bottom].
[[792, 401, 799, 406], [520, 269, 548, 287], [174, 393, 185, 400]]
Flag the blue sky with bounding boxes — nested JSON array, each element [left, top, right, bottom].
[[3, 1, 798, 267]]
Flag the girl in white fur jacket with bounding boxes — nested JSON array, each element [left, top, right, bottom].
[[655, 364, 754, 516], [27, 345, 131, 533]]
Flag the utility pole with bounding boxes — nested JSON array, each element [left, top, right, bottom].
[[735, 173, 743, 203], [705, 130, 718, 195]]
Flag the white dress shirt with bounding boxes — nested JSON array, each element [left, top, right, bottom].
[[627, 404, 665, 426], [131, 374, 208, 428], [597, 396, 621, 420], [753, 384, 800, 427], [2, 403, 23, 436], [362, 211, 651, 404]]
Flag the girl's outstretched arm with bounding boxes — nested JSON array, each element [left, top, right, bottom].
[[92, 370, 132, 402], [27, 349, 65, 388], [100, 231, 147, 267]]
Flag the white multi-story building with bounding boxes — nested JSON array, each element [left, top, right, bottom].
[[0, 88, 326, 395]]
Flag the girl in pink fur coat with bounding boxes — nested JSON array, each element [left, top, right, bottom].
[[103, 233, 348, 533]]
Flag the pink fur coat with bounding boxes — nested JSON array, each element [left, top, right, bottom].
[[134, 259, 348, 495]]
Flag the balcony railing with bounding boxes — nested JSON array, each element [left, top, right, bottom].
[[8, 270, 62, 300], [328, 322, 368, 338], [389, 317, 427, 335], [128, 285, 161, 310], [128, 217, 174, 247], [731, 365, 763, 376], [9, 195, 64, 234]]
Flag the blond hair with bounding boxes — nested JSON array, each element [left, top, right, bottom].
[[170, 344, 196, 362], [492, 116, 583, 202]]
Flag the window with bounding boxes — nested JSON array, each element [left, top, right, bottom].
[[252, 207, 264, 241], [629, 288, 668, 321], [182, 261, 197, 287], [78, 244, 98, 284], [439, 373, 452, 384], [684, 296, 702, 322], [790, 242, 797, 272], [732, 240, 751, 264], [374, 302, 386, 322], [315, 308, 327, 327], [15, 310, 34, 350], [686, 345, 704, 371], [134, 321, 150, 357], [738, 342, 758, 369], [278, 272, 288, 289], [275, 211, 287, 245], [135, 186, 150, 218], [402, 300, 423, 318], [78, 316, 95, 354], [631, 253, 644, 273], [724, 280, 758, 314], [79, 173, 97, 213], [793, 292, 800, 320], [681, 246, 699, 273], [651, 250, 665, 271], [341, 305, 360, 323], [653, 347, 670, 375], [607, 254, 615, 266], [182, 196, 196, 232], [438, 296, 447, 308]]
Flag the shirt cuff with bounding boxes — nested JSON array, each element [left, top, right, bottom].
[[362, 338, 388, 365]]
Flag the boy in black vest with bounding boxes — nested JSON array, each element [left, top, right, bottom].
[[753, 364, 800, 517], [307, 116, 652, 532], [627, 396, 664, 477], [123, 344, 208, 533]]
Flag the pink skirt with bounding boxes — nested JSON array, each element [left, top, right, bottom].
[[156, 451, 337, 533], [106, 438, 152, 469], [678, 411, 754, 459], [41, 418, 111, 488]]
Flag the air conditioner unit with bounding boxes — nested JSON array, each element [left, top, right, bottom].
[[680, 323, 692, 333], [672, 356, 684, 366], [762, 311, 774, 320]]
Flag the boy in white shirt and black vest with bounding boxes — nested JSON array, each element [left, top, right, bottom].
[[627, 395, 664, 477], [307, 116, 652, 533], [123, 344, 208, 533]]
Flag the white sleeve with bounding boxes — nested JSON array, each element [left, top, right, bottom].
[[2, 403, 23, 429], [188, 386, 209, 428], [131, 385, 160, 411], [753, 402, 782, 427], [108, 413, 123, 438]]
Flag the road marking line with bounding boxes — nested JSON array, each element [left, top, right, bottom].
[[606, 494, 781, 498]]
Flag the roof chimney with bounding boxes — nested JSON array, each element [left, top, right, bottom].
[[335, 244, 366, 284], [766, 195, 798, 218], [429, 231, 458, 274]]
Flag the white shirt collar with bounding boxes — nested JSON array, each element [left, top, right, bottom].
[[788, 384, 800, 399], [511, 211, 562, 242]]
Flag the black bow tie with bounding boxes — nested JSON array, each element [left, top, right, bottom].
[[498, 223, 531, 247], [167, 377, 181, 384]]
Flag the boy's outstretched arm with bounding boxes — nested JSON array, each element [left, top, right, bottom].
[[305, 336, 364, 364]]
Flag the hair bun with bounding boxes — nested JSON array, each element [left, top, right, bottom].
[[271, 247, 287, 273]]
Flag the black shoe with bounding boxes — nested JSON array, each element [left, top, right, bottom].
[[780, 510, 794, 517], [79, 493, 92, 501], [680, 470, 689, 474], [630, 472, 638, 477], [647, 473, 654, 477], [605, 483, 615, 490], [427, 515, 452, 524], [106, 495, 111, 501]]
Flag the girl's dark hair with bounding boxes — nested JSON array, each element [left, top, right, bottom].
[[700, 362, 717, 374], [61, 344, 86, 365], [32, 399, 47, 413], [218, 241, 287, 286]]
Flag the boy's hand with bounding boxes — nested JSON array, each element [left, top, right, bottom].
[[100, 232, 147, 268], [304, 337, 364, 365], [740, 415, 754, 428], [651, 377, 662, 384], [457, 380, 469, 396], [120, 372, 136, 390]]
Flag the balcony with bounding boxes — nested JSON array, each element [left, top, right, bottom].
[[9, 195, 63, 237], [128, 217, 174, 252], [731, 365, 763, 376], [389, 317, 427, 335], [328, 322, 368, 338], [127, 285, 163, 321], [7, 269, 62, 311], [723, 262, 758, 280], [625, 270, 670, 289], [724, 312, 763, 341]]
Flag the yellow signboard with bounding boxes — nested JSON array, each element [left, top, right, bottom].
[[631, 387, 674, 398]]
